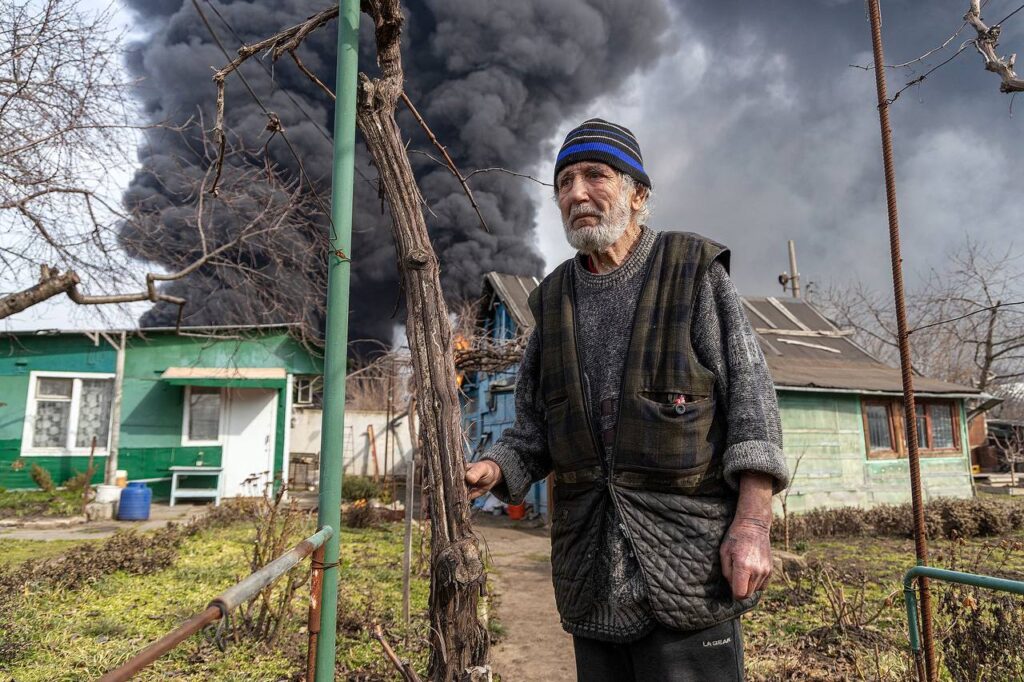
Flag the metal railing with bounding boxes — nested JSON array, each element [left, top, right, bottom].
[[97, 525, 334, 682], [903, 565, 1024, 680]]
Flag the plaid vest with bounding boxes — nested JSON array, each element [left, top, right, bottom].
[[529, 231, 729, 491], [528, 231, 757, 630]]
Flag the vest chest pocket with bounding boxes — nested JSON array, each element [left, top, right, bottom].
[[627, 390, 717, 472]]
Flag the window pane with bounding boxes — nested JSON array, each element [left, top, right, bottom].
[[37, 377, 72, 399], [76, 379, 114, 448], [189, 389, 221, 441], [866, 404, 893, 450], [931, 405, 955, 449], [916, 404, 929, 449], [32, 400, 71, 447]]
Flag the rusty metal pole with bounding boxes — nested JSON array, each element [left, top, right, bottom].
[[96, 606, 223, 682], [865, 2, 937, 680], [306, 543, 326, 681]]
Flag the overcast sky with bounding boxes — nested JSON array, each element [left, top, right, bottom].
[[535, 0, 1024, 299], [7, 0, 1022, 331]]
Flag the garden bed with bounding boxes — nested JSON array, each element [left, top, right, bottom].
[[0, 509, 430, 680], [0, 489, 84, 520]]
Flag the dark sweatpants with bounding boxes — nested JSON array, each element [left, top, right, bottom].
[[572, 619, 743, 682]]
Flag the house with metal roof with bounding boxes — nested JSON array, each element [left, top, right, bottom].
[[0, 325, 321, 501], [462, 273, 985, 512]]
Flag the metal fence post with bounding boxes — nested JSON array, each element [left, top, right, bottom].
[[315, 0, 359, 678], [865, 2, 937, 679]]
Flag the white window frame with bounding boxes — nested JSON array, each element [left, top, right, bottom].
[[295, 376, 314, 405], [21, 371, 116, 456], [181, 385, 226, 446]]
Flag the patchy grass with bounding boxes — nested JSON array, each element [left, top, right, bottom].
[[0, 539, 94, 567], [0, 519, 430, 681], [744, 531, 1024, 681], [0, 489, 82, 518]]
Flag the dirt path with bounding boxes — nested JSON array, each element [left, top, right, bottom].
[[477, 516, 576, 682]]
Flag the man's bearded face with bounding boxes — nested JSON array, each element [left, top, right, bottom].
[[556, 162, 634, 254]]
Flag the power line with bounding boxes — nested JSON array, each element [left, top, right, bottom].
[[908, 300, 1024, 334]]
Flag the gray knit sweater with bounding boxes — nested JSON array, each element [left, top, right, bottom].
[[483, 226, 789, 642]]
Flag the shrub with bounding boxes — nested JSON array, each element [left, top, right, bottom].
[[62, 470, 92, 495], [29, 464, 54, 493], [344, 499, 377, 528], [774, 497, 1024, 543], [936, 539, 1024, 681], [342, 475, 381, 502]]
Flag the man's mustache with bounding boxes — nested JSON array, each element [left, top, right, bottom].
[[569, 204, 603, 223]]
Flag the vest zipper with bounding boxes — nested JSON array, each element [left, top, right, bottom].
[[569, 237, 664, 587]]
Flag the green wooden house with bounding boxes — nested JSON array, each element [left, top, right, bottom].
[[464, 273, 986, 512], [0, 325, 321, 500], [742, 297, 983, 512]]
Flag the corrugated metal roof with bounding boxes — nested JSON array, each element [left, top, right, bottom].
[[745, 296, 980, 395], [481, 272, 540, 331]]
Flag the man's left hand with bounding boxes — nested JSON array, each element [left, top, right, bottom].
[[719, 516, 772, 600], [720, 472, 776, 600]]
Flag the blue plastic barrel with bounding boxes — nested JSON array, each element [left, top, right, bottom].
[[118, 482, 152, 521]]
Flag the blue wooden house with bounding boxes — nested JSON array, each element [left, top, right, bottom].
[[459, 273, 547, 515]]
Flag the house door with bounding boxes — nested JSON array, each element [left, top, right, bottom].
[[220, 388, 278, 498]]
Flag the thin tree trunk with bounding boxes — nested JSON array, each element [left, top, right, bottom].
[[356, 2, 487, 679]]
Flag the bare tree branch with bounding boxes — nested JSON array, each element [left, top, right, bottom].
[[966, 0, 1024, 92]]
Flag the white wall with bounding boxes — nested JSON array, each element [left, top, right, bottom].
[[290, 408, 414, 477]]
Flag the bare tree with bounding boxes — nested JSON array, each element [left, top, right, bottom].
[[992, 425, 1024, 486], [0, 0, 312, 326], [1, 0, 136, 311], [820, 238, 1024, 400], [1, 135, 316, 324]]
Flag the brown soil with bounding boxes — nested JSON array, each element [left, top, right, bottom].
[[476, 514, 576, 682]]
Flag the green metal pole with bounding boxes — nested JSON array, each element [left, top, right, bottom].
[[315, 0, 359, 678]]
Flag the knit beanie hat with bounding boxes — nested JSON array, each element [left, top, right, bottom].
[[554, 118, 651, 189]]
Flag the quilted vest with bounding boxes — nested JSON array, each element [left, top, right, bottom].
[[528, 231, 758, 631]]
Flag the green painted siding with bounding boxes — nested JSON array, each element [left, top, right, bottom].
[[778, 391, 973, 512], [0, 329, 319, 493]]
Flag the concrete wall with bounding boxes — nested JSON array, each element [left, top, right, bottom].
[[290, 408, 415, 478], [778, 391, 974, 513]]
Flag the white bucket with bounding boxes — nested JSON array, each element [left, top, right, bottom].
[[94, 484, 121, 504]]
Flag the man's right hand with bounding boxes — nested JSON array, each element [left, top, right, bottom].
[[465, 460, 503, 500]]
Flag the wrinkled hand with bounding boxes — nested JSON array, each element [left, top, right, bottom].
[[720, 517, 772, 600], [465, 460, 503, 500]]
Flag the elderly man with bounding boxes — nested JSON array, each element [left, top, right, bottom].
[[465, 118, 789, 681]]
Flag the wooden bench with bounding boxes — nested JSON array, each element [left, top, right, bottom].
[[169, 466, 223, 507]]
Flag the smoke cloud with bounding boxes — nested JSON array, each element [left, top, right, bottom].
[[119, 0, 672, 343]]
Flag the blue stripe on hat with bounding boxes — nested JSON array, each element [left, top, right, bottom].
[[556, 142, 646, 173], [564, 128, 641, 155]]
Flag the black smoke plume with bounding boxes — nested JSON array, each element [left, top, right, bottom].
[[120, 0, 671, 344]]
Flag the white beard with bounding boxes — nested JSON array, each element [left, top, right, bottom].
[[562, 189, 632, 254]]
